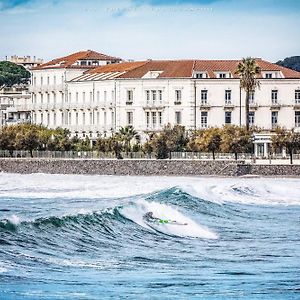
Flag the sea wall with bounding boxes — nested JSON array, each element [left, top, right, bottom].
[[0, 158, 300, 176]]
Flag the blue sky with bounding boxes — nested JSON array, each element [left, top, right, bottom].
[[1, 0, 299, 62]]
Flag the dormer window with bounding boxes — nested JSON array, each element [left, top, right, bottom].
[[80, 61, 87, 66], [142, 71, 163, 79], [215, 72, 231, 79], [266, 73, 273, 79], [193, 72, 206, 79]]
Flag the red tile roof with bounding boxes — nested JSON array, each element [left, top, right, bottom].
[[33, 50, 122, 70], [74, 58, 300, 80]]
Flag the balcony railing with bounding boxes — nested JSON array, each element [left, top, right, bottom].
[[270, 100, 281, 110], [200, 101, 211, 110]]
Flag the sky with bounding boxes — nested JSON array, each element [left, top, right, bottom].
[[0, 0, 300, 63]]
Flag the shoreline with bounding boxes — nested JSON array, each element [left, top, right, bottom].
[[1, 158, 300, 177]]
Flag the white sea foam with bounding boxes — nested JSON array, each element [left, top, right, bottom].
[[0, 173, 300, 206], [120, 199, 218, 239], [7, 214, 21, 226]]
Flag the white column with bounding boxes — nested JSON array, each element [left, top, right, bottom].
[[254, 143, 258, 157], [264, 143, 268, 157]]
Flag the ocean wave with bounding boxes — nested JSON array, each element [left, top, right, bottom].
[[0, 173, 299, 206]]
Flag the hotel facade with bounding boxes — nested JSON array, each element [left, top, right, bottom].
[[29, 50, 300, 154]]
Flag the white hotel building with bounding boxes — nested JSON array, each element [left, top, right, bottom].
[[30, 50, 300, 154]]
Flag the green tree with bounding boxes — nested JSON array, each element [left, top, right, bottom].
[[151, 124, 188, 159], [0, 125, 17, 156], [0, 61, 31, 90], [235, 57, 260, 131], [271, 128, 300, 164], [220, 125, 252, 160], [15, 125, 40, 158], [195, 127, 221, 160], [118, 126, 138, 155]]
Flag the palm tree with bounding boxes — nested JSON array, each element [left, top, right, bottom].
[[119, 126, 138, 154], [235, 57, 260, 131]]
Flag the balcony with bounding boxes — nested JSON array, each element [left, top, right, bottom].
[[223, 101, 234, 110], [125, 101, 133, 105], [249, 102, 259, 110], [199, 101, 211, 110], [143, 101, 165, 110], [174, 101, 182, 105], [270, 101, 281, 110], [293, 100, 300, 110]]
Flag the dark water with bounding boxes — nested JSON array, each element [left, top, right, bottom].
[[0, 174, 299, 299]]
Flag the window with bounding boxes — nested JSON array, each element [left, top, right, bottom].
[[295, 90, 300, 103], [69, 92, 71, 103], [47, 93, 50, 104], [152, 112, 157, 127], [53, 76, 56, 85], [201, 112, 208, 128], [82, 92, 86, 103], [146, 91, 150, 104], [104, 91, 107, 104], [271, 90, 278, 104], [225, 111, 231, 124], [76, 112, 79, 125], [249, 112, 255, 126], [295, 111, 300, 127], [40, 76, 43, 85], [90, 112, 93, 125], [111, 111, 114, 127], [53, 113, 56, 126], [146, 112, 150, 128], [195, 73, 204, 79], [249, 91, 255, 104], [82, 112, 85, 125], [90, 92, 93, 102], [41, 113, 43, 124], [158, 112, 162, 126], [41, 94, 43, 104], [112, 91, 115, 102], [97, 111, 100, 124], [152, 90, 157, 104], [104, 111, 107, 127], [175, 111, 182, 125], [271, 111, 278, 129], [158, 90, 163, 103], [53, 93, 56, 104], [47, 76, 50, 85], [127, 111, 133, 126], [97, 91, 100, 102], [76, 92, 79, 103], [68, 112, 72, 125], [127, 90, 133, 104], [225, 90, 231, 104], [201, 90, 207, 104], [219, 73, 226, 78], [47, 113, 50, 126], [175, 90, 182, 103], [266, 73, 273, 79]]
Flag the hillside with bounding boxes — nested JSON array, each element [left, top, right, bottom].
[[276, 56, 300, 72]]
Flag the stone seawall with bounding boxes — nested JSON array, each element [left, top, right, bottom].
[[0, 159, 300, 177], [0, 159, 244, 176]]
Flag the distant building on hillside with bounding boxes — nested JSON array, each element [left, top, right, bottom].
[[5, 55, 44, 69]]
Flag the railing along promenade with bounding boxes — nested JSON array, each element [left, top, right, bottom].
[[0, 150, 297, 161]]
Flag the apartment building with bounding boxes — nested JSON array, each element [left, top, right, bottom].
[[30, 50, 122, 130], [30, 53, 300, 149]]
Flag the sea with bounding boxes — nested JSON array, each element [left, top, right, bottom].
[[0, 173, 299, 300]]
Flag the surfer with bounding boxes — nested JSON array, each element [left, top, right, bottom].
[[143, 212, 187, 225], [143, 211, 160, 223]]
